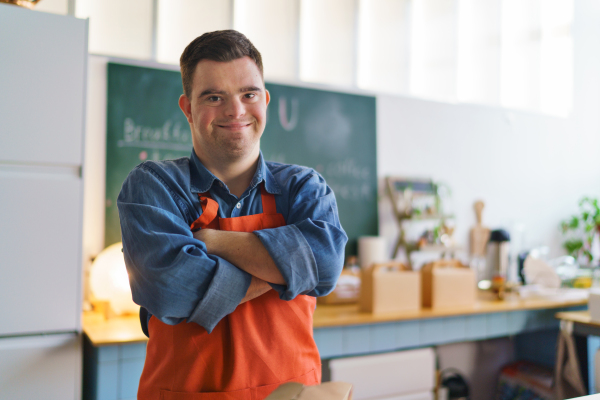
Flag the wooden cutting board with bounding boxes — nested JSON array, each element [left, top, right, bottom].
[[470, 200, 490, 257]]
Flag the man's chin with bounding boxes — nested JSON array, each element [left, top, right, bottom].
[[220, 144, 259, 161]]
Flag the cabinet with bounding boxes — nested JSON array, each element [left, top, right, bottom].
[[0, 4, 88, 399], [0, 170, 83, 335], [0, 334, 82, 400], [0, 4, 86, 165]]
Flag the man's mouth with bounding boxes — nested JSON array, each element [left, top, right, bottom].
[[217, 122, 253, 129]]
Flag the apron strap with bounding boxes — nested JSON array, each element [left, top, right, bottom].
[[260, 182, 277, 215], [191, 192, 220, 231], [191, 182, 278, 231]]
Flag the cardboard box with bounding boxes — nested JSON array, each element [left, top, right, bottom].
[[266, 382, 353, 400], [359, 262, 421, 314], [421, 259, 476, 308], [318, 269, 361, 305]]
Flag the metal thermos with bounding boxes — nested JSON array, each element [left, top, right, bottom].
[[485, 229, 511, 280]]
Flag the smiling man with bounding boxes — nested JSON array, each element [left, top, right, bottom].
[[117, 30, 347, 399]]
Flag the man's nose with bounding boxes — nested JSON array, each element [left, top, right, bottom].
[[225, 97, 245, 118]]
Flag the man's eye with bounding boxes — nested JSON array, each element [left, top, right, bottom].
[[245, 93, 256, 99], [207, 96, 221, 102]]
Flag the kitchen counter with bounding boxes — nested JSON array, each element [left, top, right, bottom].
[[82, 294, 587, 400], [83, 293, 587, 346]]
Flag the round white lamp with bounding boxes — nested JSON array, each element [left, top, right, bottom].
[[90, 242, 139, 315]]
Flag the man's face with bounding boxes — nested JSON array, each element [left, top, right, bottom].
[[179, 56, 270, 164]]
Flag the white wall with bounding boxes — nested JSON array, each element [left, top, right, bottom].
[[377, 94, 600, 261]]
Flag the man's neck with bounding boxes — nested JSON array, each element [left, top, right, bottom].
[[195, 149, 260, 198]]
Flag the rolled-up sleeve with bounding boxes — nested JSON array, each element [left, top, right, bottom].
[[254, 172, 347, 300], [118, 165, 251, 333]]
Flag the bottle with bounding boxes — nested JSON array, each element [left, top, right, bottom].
[[486, 229, 510, 280]]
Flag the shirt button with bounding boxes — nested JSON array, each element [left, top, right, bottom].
[[236, 203, 241, 209]]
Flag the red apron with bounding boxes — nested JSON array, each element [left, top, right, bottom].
[[137, 183, 321, 400]]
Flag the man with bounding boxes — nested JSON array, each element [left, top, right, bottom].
[[117, 30, 347, 399]]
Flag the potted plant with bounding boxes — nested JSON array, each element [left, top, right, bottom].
[[561, 197, 600, 266]]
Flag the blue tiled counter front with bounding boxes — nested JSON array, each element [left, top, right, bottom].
[[313, 306, 585, 359], [83, 336, 146, 400]]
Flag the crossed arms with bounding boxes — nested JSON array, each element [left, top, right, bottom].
[[193, 229, 283, 304], [117, 161, 347, 333]]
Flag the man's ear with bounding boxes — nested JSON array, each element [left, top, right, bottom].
[[179, 94, 193, 124], [265, 89, 270, 106]]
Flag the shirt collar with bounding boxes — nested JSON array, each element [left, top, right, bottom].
[[189, 150, 282, 195]]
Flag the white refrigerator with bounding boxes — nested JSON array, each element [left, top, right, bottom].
[[0, 4, 88, 399]]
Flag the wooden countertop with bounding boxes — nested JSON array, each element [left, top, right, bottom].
[[84, 294, 587, 346], [313, 294, 587, 328], [83, 311, 148, 346]]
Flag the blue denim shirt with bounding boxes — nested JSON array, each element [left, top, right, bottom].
[[117, 151, 347, 333]]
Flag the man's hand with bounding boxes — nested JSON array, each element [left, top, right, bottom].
[[193, 229, 286, 285], [241, 276, 272, 304]]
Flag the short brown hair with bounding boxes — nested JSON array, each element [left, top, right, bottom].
[[180, 30, 263, 98]]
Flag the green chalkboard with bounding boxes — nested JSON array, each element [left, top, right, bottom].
[[105, 63, 378, 256], [105, 63, 193, 246], [261, 83, 378, 256]]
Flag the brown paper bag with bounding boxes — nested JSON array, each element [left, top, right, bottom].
[[266, 382, 353, 400], [359, 262, 421, 314], [421, 259, 476, 308]]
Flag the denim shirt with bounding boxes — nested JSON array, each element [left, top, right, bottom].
[[117, 151, 347, 333]]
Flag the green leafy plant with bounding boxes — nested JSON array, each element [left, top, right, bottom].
[[561, 197, 600, 264]]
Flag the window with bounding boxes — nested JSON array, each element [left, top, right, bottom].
[[234, 0, 299, 81], [156, 0, 232, 65], [357, 0, 410, 94], [299, 0, 356, 86], [457, 0, 502, 105], [34, 0, 70, 15], [410, 0, 459, 102], [76, 0, 154, 60], [44, 0, 574, 116]]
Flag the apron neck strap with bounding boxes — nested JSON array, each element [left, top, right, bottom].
[[191, 191, 219, 231], [193, 181, 277, 230], [259, 182, 277, 214]]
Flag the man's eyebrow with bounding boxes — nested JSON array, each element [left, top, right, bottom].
[[240, 86, 262, 93], [198, 89, 227, 97], [198, 87, 262, 97]]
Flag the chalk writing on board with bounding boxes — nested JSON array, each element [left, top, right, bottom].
[[324, 159, 370, 180], [118, 118, 192, 151], [305, 98, 351, 157], [329, 183, 372, 201], [278, 97, 299, 131], [319, 159, 373, 201]]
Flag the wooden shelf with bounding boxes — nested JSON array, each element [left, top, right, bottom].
[[398, 213, 454, 221], [555, 310, 600, 327], [404, 243, 463, 253]]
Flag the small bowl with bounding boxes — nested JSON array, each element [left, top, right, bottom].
[[0, 0, 42, 9]]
